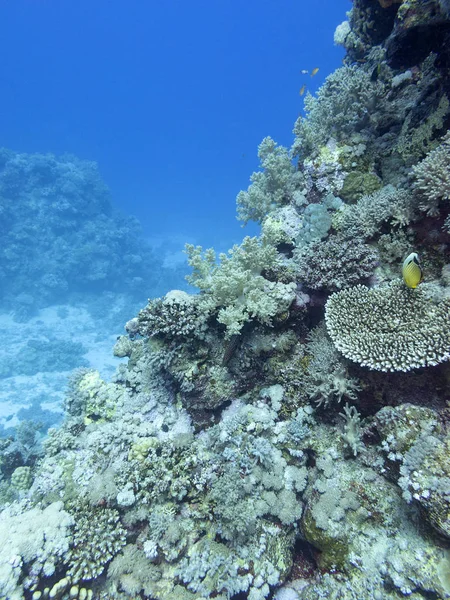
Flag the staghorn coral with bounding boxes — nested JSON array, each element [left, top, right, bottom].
[[325, 279, 450, 371]]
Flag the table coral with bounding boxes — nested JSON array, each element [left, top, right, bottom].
[[325, 279, 450, 371]]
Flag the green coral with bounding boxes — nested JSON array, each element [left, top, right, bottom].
[[76, 369, 124, 422], [395, 93, 449, 161], [236, 137, 298, 224], [340, 170, 382, 203], [10, 466, 32, 491], [325, 279, 450, 371], [185, 236, 296, 338]]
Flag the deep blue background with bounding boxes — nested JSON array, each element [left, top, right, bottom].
[[0, 0, 348, 248]]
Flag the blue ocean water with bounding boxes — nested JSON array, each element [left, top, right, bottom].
[[0, 0, 346, 247], [0, 0, 347, 434], [1, 1, 450, 598]]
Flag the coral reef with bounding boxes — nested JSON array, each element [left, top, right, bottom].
[[0, 150, 170, 316], [236, 137, 301, 224], [294, 234, 378, 291], [2, 2, 450, 599], [412, 131, 450, 215], [325, 280, 450, 371]]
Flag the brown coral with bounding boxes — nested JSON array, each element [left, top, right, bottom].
[[378, 0, 402, 7]]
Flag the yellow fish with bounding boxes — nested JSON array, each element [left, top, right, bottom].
[[311, 67, 319, 77], [402, 252, 423, 288], [299, 84, 306, 96]]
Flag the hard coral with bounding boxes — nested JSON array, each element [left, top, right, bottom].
[[412, 131, 450, 216], [294, 234, 378, 292], [325, 279, 450, 371], [130, 290, 210, 341]]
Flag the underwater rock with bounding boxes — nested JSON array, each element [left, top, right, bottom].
[[385, 0, 450, 68]]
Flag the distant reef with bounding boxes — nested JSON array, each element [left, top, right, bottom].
[[1, 1, 450, 599], [0, 149, 163, 318]]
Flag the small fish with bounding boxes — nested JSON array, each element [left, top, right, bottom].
[[311, 67, 319, 77], [300, 69, 309, 75], [222, 334, 241, 366], [370, 63, 382, 82], [402, 252, 423, 289], [299, 84, 306, 96]]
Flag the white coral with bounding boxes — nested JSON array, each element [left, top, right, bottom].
[[0, 501, 73, 599]]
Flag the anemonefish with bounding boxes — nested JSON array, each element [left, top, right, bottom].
[[402, 252, 423, 289]]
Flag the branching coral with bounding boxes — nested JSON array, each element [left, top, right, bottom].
[[291, 66, 385, 158], [185, 237, 296, 337], [325, 280, 450, 371], [129, 290, 210, 341], [236, 137, 300, 224], [412, 131, 450, 216], [66, 504, 127, 582], [337, 184, 416, 238], [294, 234, 378, 291]]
